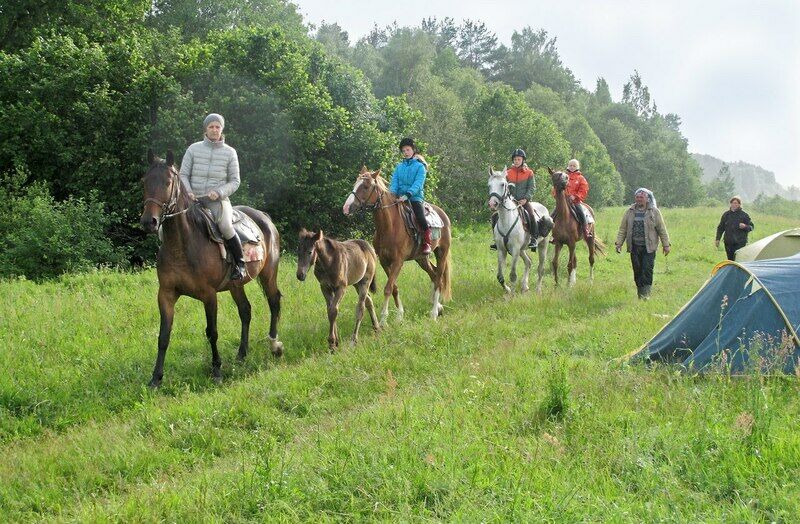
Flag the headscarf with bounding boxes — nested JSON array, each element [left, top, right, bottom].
[[634, 187, 657, 208]]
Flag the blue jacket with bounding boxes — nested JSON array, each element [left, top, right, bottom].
[[390, 158, 426, 202]]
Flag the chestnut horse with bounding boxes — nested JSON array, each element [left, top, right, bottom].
[[296, 229, 380, 350], [343, 167, 452, 323], [140, 150, 283, 388], [549, 168, 605, 286]]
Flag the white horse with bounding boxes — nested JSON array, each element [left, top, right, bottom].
[[488, 167, 550, 294]]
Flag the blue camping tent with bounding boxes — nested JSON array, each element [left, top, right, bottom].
[[632, 253, 800, 373]]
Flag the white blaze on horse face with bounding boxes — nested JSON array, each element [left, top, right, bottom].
[[342, 179, 361, 215]]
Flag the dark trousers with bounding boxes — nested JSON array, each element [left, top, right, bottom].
[[522, 202, 538, 238], [630, 244, 655, 287], [410, 200, 429, 230], [725, 241, 746, 261]]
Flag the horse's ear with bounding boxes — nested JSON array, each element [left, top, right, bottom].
[[166, 150, 175, 166], [147, 148, 155, 165], [488, 166, 494, 176], [299, 227, 308, 237], [314, 230, 323, 241], [360, 165, 368, 174], [548, 167, 554, 175], [371, 169, 380, 179]]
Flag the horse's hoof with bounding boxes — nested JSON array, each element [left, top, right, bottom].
[[236, 350, 247, 362], [212, 374, 223, 385], [147, 378, 161, 389], [270, 340, 284, 357], [438, 304, 444, 316]]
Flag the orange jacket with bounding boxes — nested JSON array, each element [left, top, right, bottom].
[[565, 170, 588, 203], [506, 165, 535, 201]]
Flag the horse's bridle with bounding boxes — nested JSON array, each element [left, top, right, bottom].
[[143, 166, 188, 222], [489, 182, 519, 211], [350, 175, 400, 213]]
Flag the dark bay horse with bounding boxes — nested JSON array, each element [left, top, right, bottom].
[[549, 168, 605, 286], [342, 167, 452, 323], [296, 229, 380, 350], [140, 150, 283, 387]]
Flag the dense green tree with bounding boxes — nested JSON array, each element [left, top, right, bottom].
[[496, 27, 578, 94], [706, 163, 736, 202]]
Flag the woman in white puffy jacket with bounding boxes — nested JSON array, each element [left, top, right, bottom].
[[179, 113, 245, 280]]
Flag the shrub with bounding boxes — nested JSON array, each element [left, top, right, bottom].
[[0, 183, 127, 281]]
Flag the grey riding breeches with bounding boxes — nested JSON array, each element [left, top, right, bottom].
[[205, 199, 236, 240]]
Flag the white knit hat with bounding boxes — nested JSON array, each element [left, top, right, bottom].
[[203, 113, 225, 130]]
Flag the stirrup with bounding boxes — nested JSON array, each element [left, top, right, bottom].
[[490, 242, 498, 250], [230, 259, 246, 280]]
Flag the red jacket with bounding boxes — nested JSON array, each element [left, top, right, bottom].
[[565, 170, 588, 203]]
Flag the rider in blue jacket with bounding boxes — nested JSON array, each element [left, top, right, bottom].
[[390, 137, 431, 254]]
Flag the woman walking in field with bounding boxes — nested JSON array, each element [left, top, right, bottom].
[[615, 188, 670, 300]]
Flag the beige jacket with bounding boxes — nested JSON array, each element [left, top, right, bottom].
[[615, 204, 670, 253]]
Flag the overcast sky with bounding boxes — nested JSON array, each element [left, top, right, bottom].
[[295, 0, 799, 187]]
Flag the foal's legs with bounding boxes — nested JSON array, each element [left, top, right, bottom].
[[352, 281, 369, 345], [149, 288, 177, 388], [324, 285, 345, 351], [229, 286, 251, 361], [202, 294, 222, 382]]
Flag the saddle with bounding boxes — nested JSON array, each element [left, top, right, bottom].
[[196, 206, 262, 245], [519, 204, 551, 235], [400, 201, 444, 244], [195, 206, 265, 265]]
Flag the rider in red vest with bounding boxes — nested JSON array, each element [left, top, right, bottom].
[[553, 158, 591, 239]]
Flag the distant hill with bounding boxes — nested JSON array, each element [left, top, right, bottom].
[[692, 153, 799, 201]]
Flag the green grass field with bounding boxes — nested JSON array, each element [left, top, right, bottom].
[[1, 207, 799, 522]]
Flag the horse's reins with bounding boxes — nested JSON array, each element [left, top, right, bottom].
[[491, 184, 523, 252], [350, 176, 403, 214], [143, 166, 190, 223]]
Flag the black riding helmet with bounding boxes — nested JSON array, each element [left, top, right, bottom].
[[511, 148, 526, 160], [399, 137, 416, 151]]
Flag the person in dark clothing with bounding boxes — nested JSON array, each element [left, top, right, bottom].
[[715, 196, 754, 261]]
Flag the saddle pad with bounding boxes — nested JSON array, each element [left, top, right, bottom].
[[424, 204, 445, 229], [198, 206, 262, 244]]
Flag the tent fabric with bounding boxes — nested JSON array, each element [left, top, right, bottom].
[[735, 228, 800, 262], [632, 253, 800, 373]]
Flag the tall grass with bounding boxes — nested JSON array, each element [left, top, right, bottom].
[[1, 208, 798, 521]]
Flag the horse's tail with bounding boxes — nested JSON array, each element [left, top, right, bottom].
[[593, 235, 607, 255], [439, 246, 452, 302]]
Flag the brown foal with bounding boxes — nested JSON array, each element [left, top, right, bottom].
[[296, 229, 380, 350]]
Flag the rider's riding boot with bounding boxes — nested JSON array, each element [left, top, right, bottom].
[[527, 220, 538, 251], [421, 228, 433, 255], [225, 236, 247, 280], [490, 213, 498, 250]]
